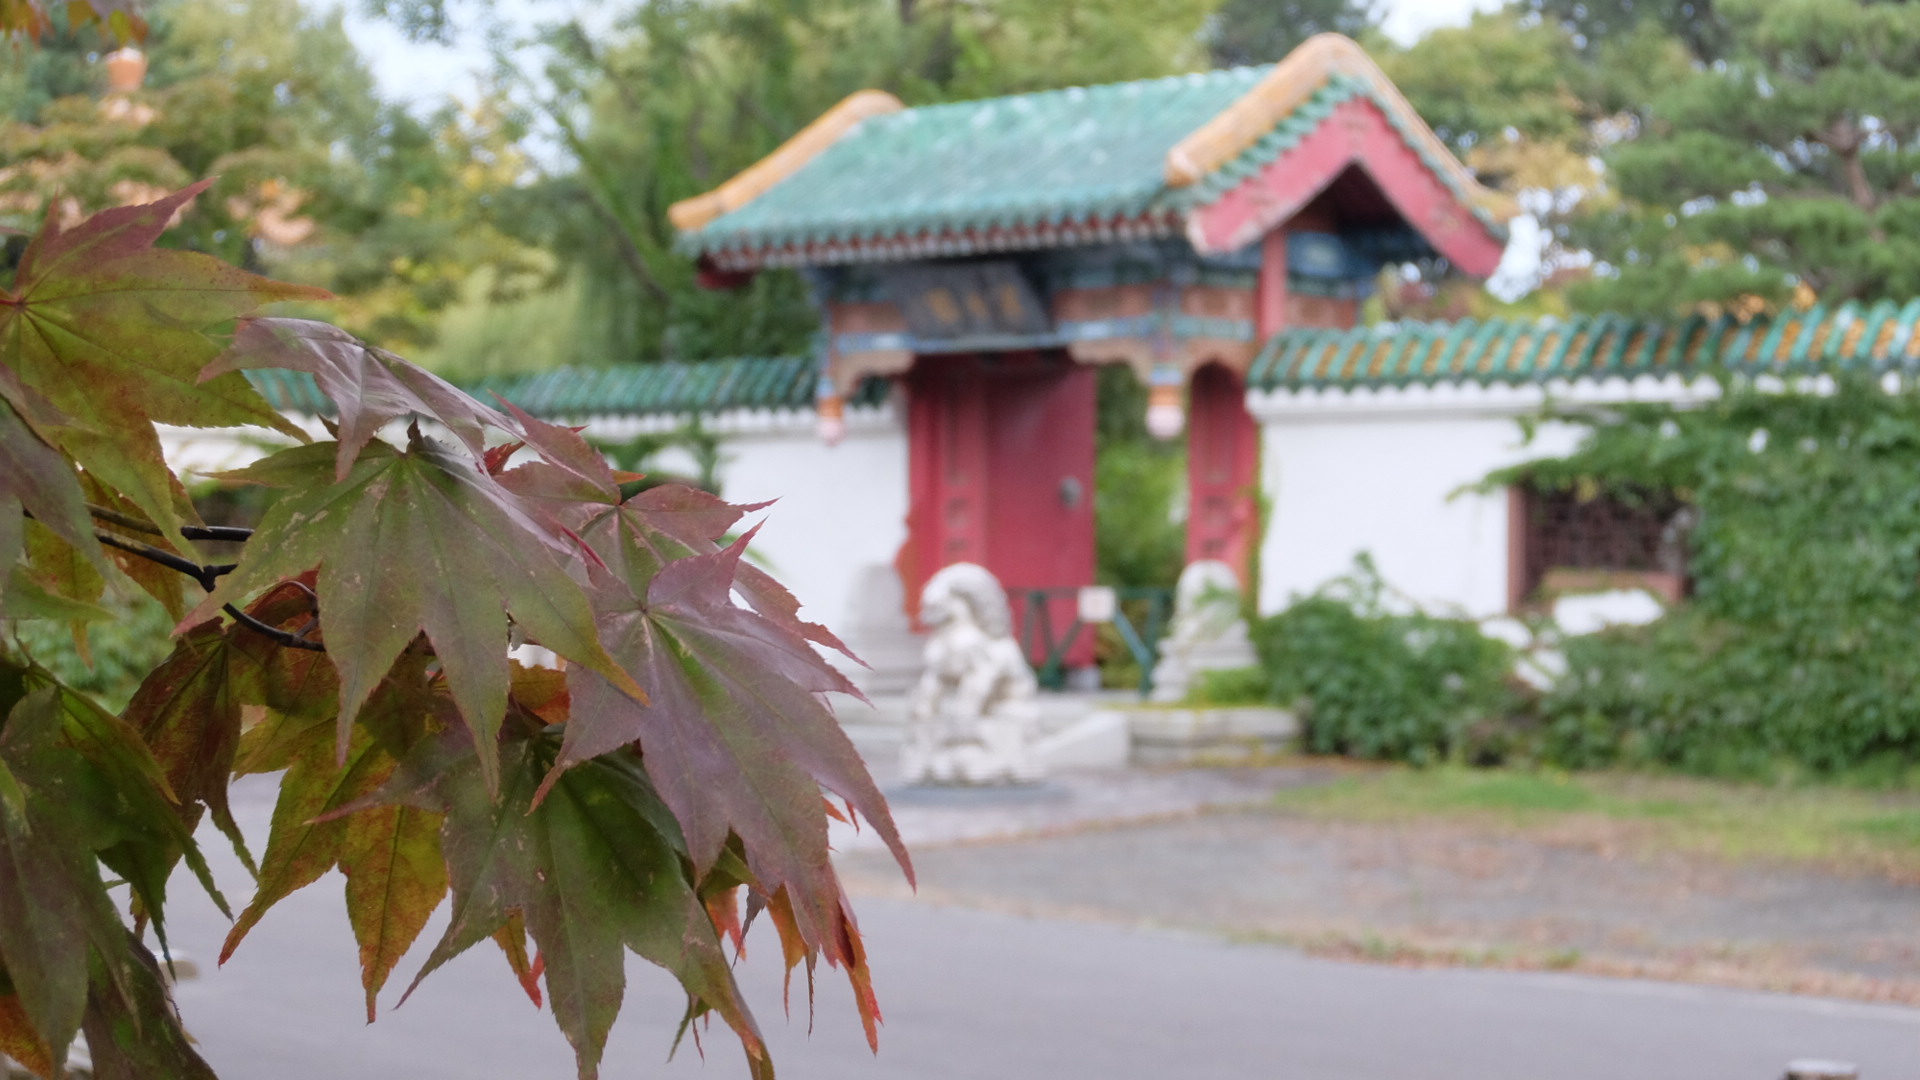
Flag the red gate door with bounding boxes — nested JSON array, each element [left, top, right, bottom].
[[1186, 362, 1260, 591], [903, 351, 1096, 666]]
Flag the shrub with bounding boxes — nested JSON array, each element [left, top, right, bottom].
[[1250, 559, 1518, 764], [1503, 376, 1920, 778]]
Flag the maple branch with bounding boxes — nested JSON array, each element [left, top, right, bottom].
[[92, 530, 234, 591], [224, 604, 326, 653], [89, 529, 327, 652], [85, 504, 254, 543]]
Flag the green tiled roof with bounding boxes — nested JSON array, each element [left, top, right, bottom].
[[680, 67, 1285, 257], [1249, 302, 1920, 392], [246, 357, 890, 419]]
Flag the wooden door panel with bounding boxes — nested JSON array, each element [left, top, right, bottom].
[[904, 352, 1096, 666]]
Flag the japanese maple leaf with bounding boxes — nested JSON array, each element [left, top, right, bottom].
[[221, 655, 449, 1020], [497, 423, 855, 659], [121, 623, 252, 865], [0, 688, 138, 1069], [205, 318, 517, 482], [0, 394, 109, 605], [0, 685, 224, 1073], [188, 435, 645, 791], [552, 528, 909, 1037], [121, 583, 338, 876], [0, 183, 324, 547], [398, 736, 768, 1080]]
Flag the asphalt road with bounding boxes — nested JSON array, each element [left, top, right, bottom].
[[158, 776, 1920, 1080]]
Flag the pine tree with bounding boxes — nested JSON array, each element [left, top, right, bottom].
[[1574, 0, 1920, 314], [1203, 0, 1380, 68]]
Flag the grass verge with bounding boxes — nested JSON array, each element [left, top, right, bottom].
[[1272, 764, 1920, 878]]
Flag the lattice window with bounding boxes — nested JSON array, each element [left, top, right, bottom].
[[1509, 486, 1692, 610]]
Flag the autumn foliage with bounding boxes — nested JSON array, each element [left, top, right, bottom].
[[0, 180, 909, 1078]]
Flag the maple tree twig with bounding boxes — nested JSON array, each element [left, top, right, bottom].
[[84, 504, 253, 543], [92, 531, 234, 591], [89, 529, 327, 652], [223, 604, 326, 652]]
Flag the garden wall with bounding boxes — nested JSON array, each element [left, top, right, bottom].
[[1246, 377, 1713, 618]]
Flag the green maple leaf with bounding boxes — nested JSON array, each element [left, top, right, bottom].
[[0, 395, 108, 609], [0, 688, 134, 1068], [189, 435, 644, 791], [44, 674, 229, 948], [221, 654, 447, 1020], [0, 681, 223, 1070], [205, 318, 516, 482], [399, 735, 768, 1080], [81, 928, 219, 1080], [0, 183, 325, 549], [552, 526, 908, 1044]]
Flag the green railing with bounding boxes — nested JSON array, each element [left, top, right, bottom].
[[1015, 586, 1175, 697]]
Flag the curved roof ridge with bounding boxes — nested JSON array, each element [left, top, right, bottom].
[[1164, 33, 1514, 223], [871, 64, 1269, 121]]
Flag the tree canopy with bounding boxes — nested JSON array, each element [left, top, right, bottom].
[[1574, 0, 1920, 314], [1, 0, 538, 351]]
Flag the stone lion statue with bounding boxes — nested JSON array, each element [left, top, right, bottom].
[[1150, 560, 1257, 702], [901, 562, 1043, 785]]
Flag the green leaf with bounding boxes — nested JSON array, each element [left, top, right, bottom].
[[0, 687, 145, 1068], [0, 395, 107, 601], [81, 929, 219, 1080], [50, 680, 230, 940], [221, 654, 446, 1018], [0, 567, 110, 623], [0, 184, 325, 550], [402, 737, 767, 1080], [205, 318, 516, 482], [190, 437, 644, 792]]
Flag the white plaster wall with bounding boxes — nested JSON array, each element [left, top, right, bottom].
[[1255, 412, 1572, 617], [1249, 376, 1716, 619], [702, 417, 909, 636]]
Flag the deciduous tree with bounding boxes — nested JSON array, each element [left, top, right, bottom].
[[0, 164, 907, 1077]]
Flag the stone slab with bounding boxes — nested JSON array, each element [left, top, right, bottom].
[[1123, 706, 1299, 765], [1032, 711, 1132, 770]]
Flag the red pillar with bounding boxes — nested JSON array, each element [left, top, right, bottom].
[[1185, 363, 1261, 589], [1255, 228, 1290, 339]]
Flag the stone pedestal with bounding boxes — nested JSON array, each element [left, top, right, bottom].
[[1124, 706, 1298, 765], [1150, 560, 1259, 703]]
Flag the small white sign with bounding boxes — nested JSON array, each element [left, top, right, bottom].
[[1076, 585, 1118, 624]]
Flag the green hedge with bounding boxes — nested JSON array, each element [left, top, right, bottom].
[[1247, 559, 1518, 765], [1513, 377, 1920, 779]]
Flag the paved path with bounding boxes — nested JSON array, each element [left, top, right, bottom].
[[152, 773, 1920, 1079], [840, 809, 1920, 999]]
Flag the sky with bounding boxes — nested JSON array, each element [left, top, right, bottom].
[[346, 0, 1505, 109]]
